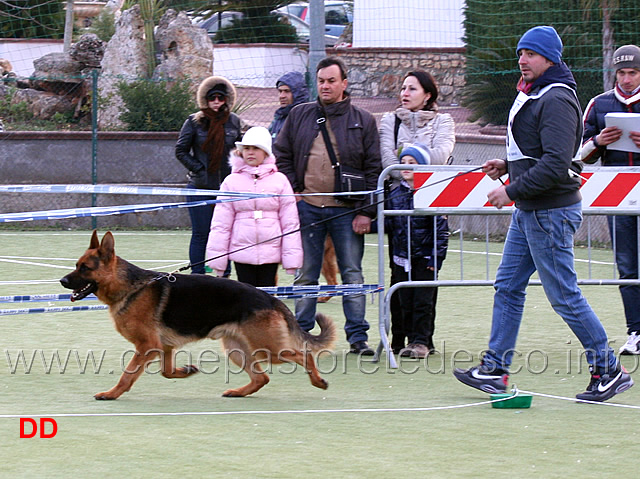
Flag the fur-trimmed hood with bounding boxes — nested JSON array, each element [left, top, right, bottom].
[[196, 76, 237, 111]]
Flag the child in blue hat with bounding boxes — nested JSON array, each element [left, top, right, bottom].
[[385, 144, 449, 358]]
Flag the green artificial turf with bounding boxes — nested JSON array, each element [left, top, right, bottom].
[[0, 230, 638, 478]]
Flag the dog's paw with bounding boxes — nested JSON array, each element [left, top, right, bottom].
[[179, 365, 199, 376], [94, 392, 118, 400], [222, 388, 245, 397], [318, 378, 329, 390]]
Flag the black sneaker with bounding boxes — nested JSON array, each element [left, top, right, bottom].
[[575, 366, 634, 402], [453, 363, 508, 394]]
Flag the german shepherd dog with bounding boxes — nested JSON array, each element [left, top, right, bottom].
[[60, 231, 336, 399]]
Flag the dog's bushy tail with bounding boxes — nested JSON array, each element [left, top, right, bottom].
[[276, 302, 337, 352], [304, 313, 337, 352]]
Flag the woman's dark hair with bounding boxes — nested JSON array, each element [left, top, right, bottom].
[[406, 70, 438, 110]]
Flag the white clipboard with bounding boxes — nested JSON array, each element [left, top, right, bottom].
[[604, 112, 640, 153]]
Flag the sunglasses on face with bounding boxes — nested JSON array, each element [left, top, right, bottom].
[[207, 94, 226, 102]]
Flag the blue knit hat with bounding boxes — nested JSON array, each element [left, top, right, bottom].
[[400, 143, 430, 165], [516, 26, 563, 64]]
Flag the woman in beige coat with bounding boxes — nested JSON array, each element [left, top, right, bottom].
[[379, 70, 455, 188], [378, 70, 455, 356]]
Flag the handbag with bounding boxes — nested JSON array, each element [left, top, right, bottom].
[[317, 108, 366, 202]]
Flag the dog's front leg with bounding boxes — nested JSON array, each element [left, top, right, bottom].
[[94, 347, 160, 400], [161, 345, 199, 379]]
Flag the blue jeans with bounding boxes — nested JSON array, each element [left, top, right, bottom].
[[186, 193, 215, 274], [484, 203, 617, 373], [608, 215, 640, 334], [295, 201, 369, 344]]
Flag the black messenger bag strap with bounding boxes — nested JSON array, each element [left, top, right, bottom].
[[316, 106, 340, 168]]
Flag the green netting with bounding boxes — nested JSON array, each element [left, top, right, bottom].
[[1, 1, 639, 129], [0, 0, 65, 39], [463, 0, 640, 124]]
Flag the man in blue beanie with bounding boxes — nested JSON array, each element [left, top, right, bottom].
[[454, 26, 634, 402]]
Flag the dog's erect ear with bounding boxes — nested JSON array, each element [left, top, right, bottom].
[[99, 231, 115, 262], [89, 230, 99, 249]]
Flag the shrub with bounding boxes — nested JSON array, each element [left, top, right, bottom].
[[87, 8, 117, 43], [117, 79, 195, 131], [0, 86, 32, 123], [215, 13, 298, 44]]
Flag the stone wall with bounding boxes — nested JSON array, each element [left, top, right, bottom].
[[0, 131, 187, 229], [331, 47, 466, 105]]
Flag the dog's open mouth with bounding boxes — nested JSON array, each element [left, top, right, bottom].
[[71, 282, 97, 302]]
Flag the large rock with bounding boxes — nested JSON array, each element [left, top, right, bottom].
[[153, 10, 213, 91], [69, 33, 105, 68], [32, 52, 85, 95], [12, 88, 76, 120], [98, 5, 149, 130]]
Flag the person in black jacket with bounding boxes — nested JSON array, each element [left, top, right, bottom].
[[582, 44, 640, 355], [386, 144, 448, 358], [274, 56, 382, 355], [453, 26, 633, 402], [175, 76, 243, 274]]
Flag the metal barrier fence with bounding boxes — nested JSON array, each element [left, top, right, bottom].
[[375, 165, 640, 367]]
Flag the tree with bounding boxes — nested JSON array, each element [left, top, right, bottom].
[[199, 0, 300, 44], [139, 0, 165, 77], [581, 0, 619, 91], [462, 0, 640, 125], [0, 0, 65, 38]]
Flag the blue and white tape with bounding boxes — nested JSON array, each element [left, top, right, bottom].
[[0, 199, 215, 223], [0, 184, 380, 223], [0, 184, 267, 197], [0, 293, 98, 303], [0, 183, 378, 198], [0, 305, 108, 316], [0, 285, 384, 315]]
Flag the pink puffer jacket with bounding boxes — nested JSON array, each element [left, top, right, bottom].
[[206, 152, 303, 275]]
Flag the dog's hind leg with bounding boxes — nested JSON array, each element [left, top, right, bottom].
[[280, 350, 329, 390], [94, 343, 161, 400], [318, 236, 338, 303], [220, 337, 270, 397], [161, 345, 199, 379]]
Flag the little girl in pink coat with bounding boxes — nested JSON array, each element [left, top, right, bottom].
[[206, 127, 303, 286]]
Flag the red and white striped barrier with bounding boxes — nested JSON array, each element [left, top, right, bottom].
[[413, 166, 640, 213]]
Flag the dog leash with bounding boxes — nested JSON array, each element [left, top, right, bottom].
[[164, 166, 486, 277]]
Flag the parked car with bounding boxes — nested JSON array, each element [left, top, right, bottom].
[[280, 12, 339, 46], [277, 1, 353, 39], [194, 11, 238, 36], [192, 9, 339, 46]]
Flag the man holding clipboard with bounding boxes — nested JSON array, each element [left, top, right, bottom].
[[583, 44, 640, 355]]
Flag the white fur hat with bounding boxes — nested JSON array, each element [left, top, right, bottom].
[[235, 126, 273, 157]]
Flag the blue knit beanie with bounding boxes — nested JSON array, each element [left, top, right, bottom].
[[400, 143, 430, 165], [516, 26, 563, 64]]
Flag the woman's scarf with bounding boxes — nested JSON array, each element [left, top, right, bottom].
[[201, 107, 230, 173]]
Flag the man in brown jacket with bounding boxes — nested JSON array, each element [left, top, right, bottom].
[[274, 56, 381, 355]]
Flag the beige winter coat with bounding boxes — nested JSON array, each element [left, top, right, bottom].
[[379, 107, 455, 184]]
